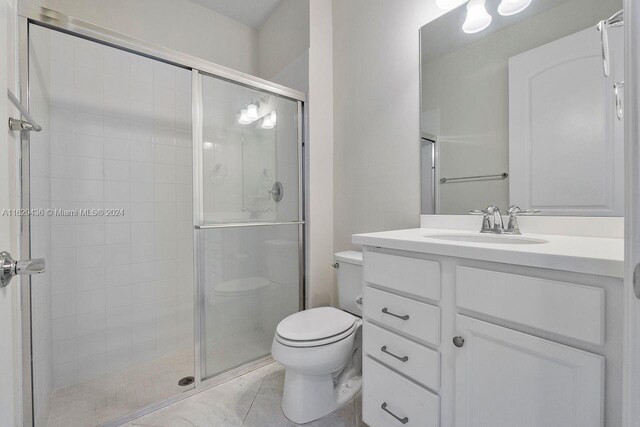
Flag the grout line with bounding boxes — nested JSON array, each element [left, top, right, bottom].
[[240, 364, 272, 426]]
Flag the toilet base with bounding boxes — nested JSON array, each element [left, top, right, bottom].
[[281, 370, 362, 424]]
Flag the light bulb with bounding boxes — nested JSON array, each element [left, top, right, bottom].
[[436, 0, 464, 10], [246, 104, 259, 121], [270, 111, 277, 125], [261, 115, 274, 129], [463, 0, 492, 34], [497, 0, 532, 16], [238, 109, 251, 124], [203, 141, 214, 150]]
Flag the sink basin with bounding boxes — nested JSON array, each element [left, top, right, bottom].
[[423, 233, 548, 245]]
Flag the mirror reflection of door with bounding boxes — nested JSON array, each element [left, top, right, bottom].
[[419, 0, 624, 216]]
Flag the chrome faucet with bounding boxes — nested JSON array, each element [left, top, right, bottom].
[[471, 205, 540, 234]]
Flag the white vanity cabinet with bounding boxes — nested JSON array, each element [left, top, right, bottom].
[[360, 247, 622, 427]]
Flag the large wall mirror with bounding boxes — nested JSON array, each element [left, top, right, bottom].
[[420, 0, 624, 216]]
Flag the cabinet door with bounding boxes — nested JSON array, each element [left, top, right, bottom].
[[455, 315, 603, 427]]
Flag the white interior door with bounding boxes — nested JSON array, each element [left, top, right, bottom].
[[509, 26, 624, 216]]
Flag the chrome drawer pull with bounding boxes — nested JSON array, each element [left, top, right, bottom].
[[381, 402, 409, 424], [381, 346, 409, 362], [381, 307, 410, 320]]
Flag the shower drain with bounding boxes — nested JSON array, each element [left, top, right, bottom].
[[178, 376, 195, 386]]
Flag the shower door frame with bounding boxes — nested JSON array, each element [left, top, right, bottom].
[[17, 5, 306, 427]]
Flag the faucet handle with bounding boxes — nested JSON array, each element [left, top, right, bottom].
[[508, 205, 541, 216], [470, 209, 493, 232]]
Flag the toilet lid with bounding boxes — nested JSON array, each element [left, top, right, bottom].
[[276, 307, 356, 342]]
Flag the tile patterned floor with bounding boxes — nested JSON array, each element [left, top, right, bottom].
[[125, 363, 367, 427], [46, 350, 194, 427]]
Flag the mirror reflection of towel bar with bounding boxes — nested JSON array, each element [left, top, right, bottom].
[[440, 172, 508, 184]]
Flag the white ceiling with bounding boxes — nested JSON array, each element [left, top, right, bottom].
[[191, 0, 283, 29]]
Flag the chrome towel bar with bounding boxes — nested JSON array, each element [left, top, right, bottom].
[[7, 89, 42, 132], [440, 172, 508, 184]]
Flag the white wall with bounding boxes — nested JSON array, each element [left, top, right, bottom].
[[332, 0, 447, 251], [307, 0, 333, 307], [39, 0, 259, 75], [257, 0, 309, 80]]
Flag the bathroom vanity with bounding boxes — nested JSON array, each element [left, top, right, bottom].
[[354, 223, 624, 427]]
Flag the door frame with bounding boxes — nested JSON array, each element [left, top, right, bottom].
[[624, 0, 640, 426], [16, 5, 306, 427]]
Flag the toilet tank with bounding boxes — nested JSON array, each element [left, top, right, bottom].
[[335, 251, 363, 316]]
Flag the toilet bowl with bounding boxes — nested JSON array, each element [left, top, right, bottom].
[[271, 251, 363, 424]]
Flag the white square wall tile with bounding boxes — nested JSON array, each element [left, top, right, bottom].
[[76, 245, 105, 269], [77, 331, 106, 358], [52, 337, 77, 366], [105, 159, 130, 181], [105, 223, 130, 245], [51, 178, 75, 202], [76, 223, 105, 247], [106, 324, 132, 351], [75, 157, 104, 180], [105, 181, 131, 202], [105, 285, 131, 310], [76, 311, 106, 337], [153, 144, 175, 164], [74, 179, 104, 202], [52, 315, 77, 341], [104, 137, 130, 160], [77, 289, 106, 315], [52, 293, 77, 319], [51, 154, 76, 179], [76, 267, 106, 291], [74, 112, 103, 137], [107, 244, 132, 267], [51, 224, 76, 248], [75, 134, 104, 158], [131, 55, 154, 81], [106, 306, 132, 330], [130, 144, 153, 163]]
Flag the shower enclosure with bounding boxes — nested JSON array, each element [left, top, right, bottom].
[[18, 6, 304, 427]]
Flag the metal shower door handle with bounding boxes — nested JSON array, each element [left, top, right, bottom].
[[0, 251, 45, 288]]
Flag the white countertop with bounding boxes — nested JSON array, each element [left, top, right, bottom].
[[353, 228, 624, 278]]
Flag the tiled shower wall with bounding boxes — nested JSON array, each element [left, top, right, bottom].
[[30, 26, 194, 389]]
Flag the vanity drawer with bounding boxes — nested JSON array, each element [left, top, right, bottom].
[[364, 321, 440, 391], [363, 356, 439, 427], [365, 286, 440, 346], [365, 251, 441, 301], [456, 266, 604, 345]]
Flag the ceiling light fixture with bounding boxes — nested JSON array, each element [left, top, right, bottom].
[[462, 0, 492, 34], [262, 111, 276, 129], [497, 0, 532, 16], [246, 104, 259, 121], [238, 109, 252, 125]]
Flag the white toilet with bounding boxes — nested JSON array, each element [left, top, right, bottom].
[[271, 251, 363, 424]]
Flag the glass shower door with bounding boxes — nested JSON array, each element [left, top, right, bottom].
[[198, 74, 302, 379], [28, 25, 195, 427]]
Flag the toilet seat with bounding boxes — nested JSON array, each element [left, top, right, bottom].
[[276, 323, 356, 348], [275, 307, 357, 348]]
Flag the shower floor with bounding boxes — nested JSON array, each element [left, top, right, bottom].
[[45, 350, 194, 427]]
